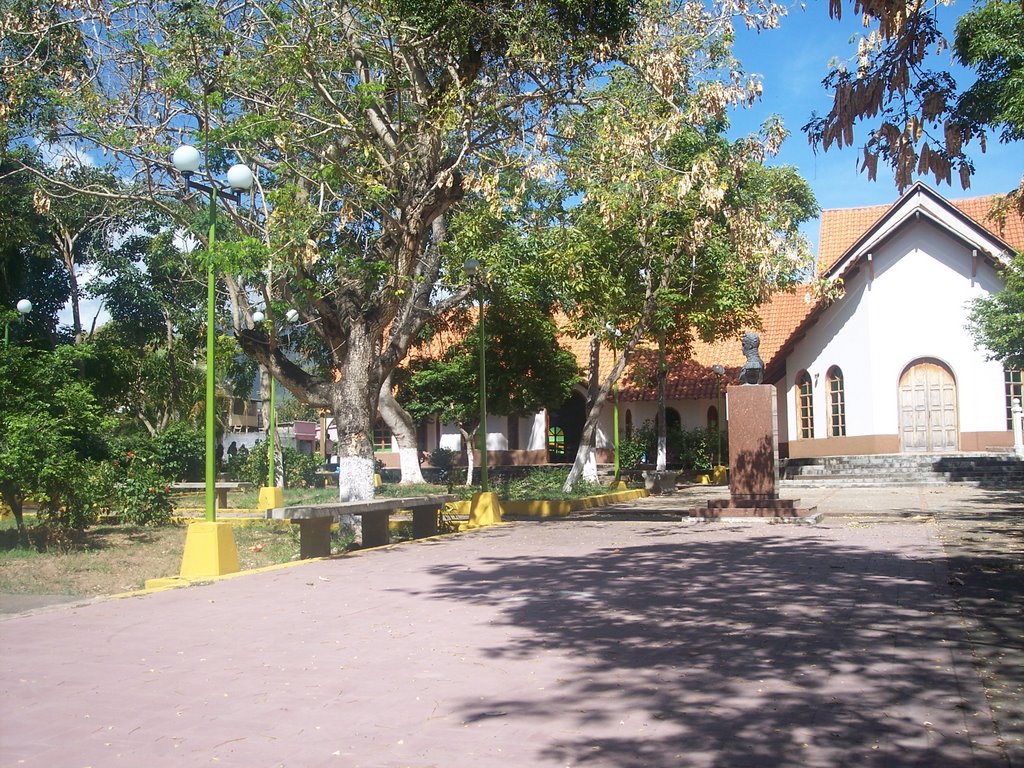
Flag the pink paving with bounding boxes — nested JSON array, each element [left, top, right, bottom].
[[0, 493, 1007, 768]]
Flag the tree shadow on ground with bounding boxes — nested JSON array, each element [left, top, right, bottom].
[[422, 526, 1003, 767]]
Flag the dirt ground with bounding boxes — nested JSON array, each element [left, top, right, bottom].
[[0, 522, 302, 611]]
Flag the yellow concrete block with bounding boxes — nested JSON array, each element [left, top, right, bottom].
[[258, 486, 284, 511], [179, 521, 240, 579], [697, 474, 710, 485], [374, 473, 382, 488], [459, 491, 503, 530], [712, 465, 728, 485]]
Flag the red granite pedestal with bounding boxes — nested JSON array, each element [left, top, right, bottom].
[[689, 384, 818, 521]]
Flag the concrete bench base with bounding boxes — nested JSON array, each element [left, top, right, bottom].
[[269, 495, 457, 558], [171, 482, 253, 510]]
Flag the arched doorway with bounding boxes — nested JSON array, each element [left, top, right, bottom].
[[898, 359, 959, 452], [548, 391, 587, 463]]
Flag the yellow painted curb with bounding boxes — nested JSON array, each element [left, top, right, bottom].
[[502, 488, 648, 518], [136, 556, 329, 596]]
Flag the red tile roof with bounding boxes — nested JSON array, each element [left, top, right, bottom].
[[616, 290, 816, 401], [818, 189, 1024, 274]]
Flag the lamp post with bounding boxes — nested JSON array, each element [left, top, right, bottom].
[[171, 145, 254, 522], [3, 299, 32, 346], [463, 257, 489, 492], [605, 323, 622, 484], [252, 307, 297, 507], [712, 364, 725, 468]]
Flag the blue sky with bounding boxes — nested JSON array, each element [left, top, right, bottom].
[[725, 0, 1024, 250]]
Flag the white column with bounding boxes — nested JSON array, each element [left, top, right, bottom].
[[1012, 397, 1023, 458]]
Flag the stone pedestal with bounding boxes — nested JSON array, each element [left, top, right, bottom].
[[727, 384, 780, 500], [689, 385, 817, 521]]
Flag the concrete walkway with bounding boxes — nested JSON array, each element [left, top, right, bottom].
[[1, 485, 1020, 767]]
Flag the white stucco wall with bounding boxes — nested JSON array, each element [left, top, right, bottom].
[[783, 218, 1008, 443]]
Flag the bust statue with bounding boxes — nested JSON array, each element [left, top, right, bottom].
[[739, 332, 764, 385]]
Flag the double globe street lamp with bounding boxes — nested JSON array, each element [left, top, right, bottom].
[[171, 145, 254, 522], [250, 307, 298, 509]]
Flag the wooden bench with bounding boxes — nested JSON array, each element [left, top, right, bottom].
[[267, 495, 457, 558], [170, 482, 253, 510]]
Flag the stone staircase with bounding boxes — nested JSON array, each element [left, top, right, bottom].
[[780, 453, 1024, 488]]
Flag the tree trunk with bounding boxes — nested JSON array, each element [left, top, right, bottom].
[[563, 398, 606, 490], [56, 228, 85, 344], [330, 334, 381, 503], [259, 363, 271, 435], [274, 426, 285, 487], [378, 375, 425, 484], [460, 427, 476, 487], [656, 336, 667, 471], [0, 486, 26, 543], [562, 325, 647, 492]]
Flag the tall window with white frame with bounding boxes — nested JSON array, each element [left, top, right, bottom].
[[827, 366, 846, 437], [1006, 368, 1023, 429], [797, 372, 814, 439]]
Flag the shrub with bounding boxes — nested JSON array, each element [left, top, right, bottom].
[[618, 420, 716, 472], [502, 466, 604, 501], [110, 452, 174, 526], [151, 422, 205, 481], [223, 440, 320, 488], [619, 432, 649, 469], [283, 447, 320, 488]]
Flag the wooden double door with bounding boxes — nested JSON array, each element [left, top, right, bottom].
[[899, 361, 959, 452]]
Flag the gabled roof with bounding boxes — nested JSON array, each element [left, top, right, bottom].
[[818, 182, 1023, 276], [755, 184, 1024, 384], [624, 184, 1023, 399]]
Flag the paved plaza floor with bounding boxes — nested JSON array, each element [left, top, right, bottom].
[[1, 485, 1021, 767]]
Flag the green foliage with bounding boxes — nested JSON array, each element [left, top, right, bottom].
[[619, 420, 716, 472], [151, 422, 205, 481], [224, 440, 321, 488], [0, 344, 114, 538], [618, 431, 648, 470], [0, 152, 72, 343], [224, 444, 256, 483], [954, 0, 1024, 144], [398, 297, 580, 433], [967, 252, 1024, 368], [109, 453, 174, 526], [427, 447, 460, 492], [500, 467, 605, 501]]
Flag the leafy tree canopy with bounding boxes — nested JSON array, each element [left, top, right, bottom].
[[967, 251, 1024, 369]]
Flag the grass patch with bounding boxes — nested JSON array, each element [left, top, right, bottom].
[[1, 467, 627, 602], [496, 467, 606, 501], [0, 518, 308, 598]]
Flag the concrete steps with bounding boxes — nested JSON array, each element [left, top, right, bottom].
[[780, 453, 1024, 487]]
